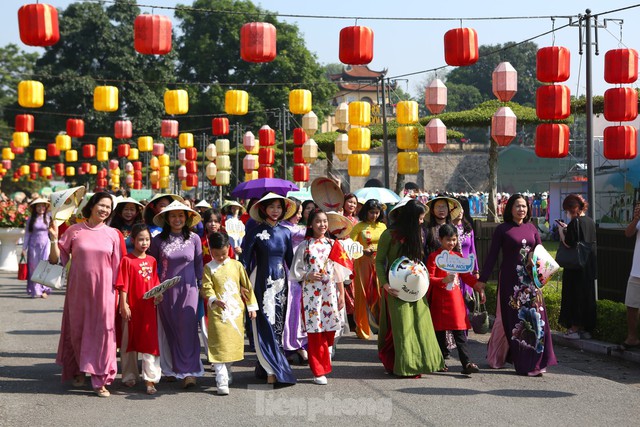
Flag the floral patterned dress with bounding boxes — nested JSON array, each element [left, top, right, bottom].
[[479, 222, 557, 375]]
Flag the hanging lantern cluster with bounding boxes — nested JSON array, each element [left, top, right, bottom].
[[95, 168, 108, 189], [291, 127, 309, 183], [289, 90, 316, 178], [489, 62, 518, 148], [257, 125, 275, 179], [395, 100, 420, 174], [108, 159, 121, 190], [423, 79, 448, 153], [444, 27, 479, 66], [215, 139, 231, 186], [535, 46, 572, 157], [347, 101, 371, 176], [602, 48, 639, 159], [334, 102, 350, 163], [242, 131, 258, 182]]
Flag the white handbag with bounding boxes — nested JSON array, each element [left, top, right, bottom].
[[31, 260, 66, 289]]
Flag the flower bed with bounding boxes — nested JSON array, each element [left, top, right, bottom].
[[0, 200, 30, 228]]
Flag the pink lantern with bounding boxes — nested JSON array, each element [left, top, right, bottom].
[[492, 62, 517, 102], [125, 162, 134, 173], [178, 149, 187, 163], [425, 79, 447, 114], [161, 119, 179, 138], [2, 160, 11, 170], [109, 159, 119, 170], [125, 175, 134, 186], [491, 107, 517, 146], [243, 131, 257, 153], [152, 143, 165, 156], [243, 154, 258, 173], [114, 120, 132, 139], [240, 22, 277, 63], [425, 118, 447, 153], [178, 165, 187, 180]]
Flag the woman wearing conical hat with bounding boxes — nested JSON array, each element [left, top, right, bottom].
[[22, 198, 52, 298]]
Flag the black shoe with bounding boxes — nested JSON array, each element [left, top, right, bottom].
[[462, 362, 480, 375]]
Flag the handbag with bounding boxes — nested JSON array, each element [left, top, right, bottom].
[[555, 218, 592, 269], [18, 255, 28, 281], [470, 291, 489, 334], [31, 260, 65, 289]]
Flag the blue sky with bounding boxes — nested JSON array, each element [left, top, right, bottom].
[[4, 0, 640, 97]]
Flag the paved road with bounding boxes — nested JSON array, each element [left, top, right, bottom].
[[1, 271, 639, 426]]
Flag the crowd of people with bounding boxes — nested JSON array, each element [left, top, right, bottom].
[[9, 179, 637, 398]]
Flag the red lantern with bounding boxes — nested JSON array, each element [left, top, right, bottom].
[[54, 163, 65, 176], [29, 162, 40, 173], [604, 87, 638, 122], [18, 3, 60, 47], [185, 147, 198, 161], [258, 165, 275, 178], [47, 143, 60, 157], [161, 119, 178, 138], [293, 164, 309, 182], [133, 161, 142, 171], [134, 14, 172, 55], [132, 180, 143, 190], [186, 160, 198, 174], [82, 144, 96, 158], [537, 46, 571, 83], [186, 174, 198, 187], [97, 168, 108, 179], [133, 170, 143, 181], [293, 128, 308, 146], [82, 163, 91, 173], [114, 120, 132, 139], [293, 147, 305, 164], [10, 141, 24, 155], [15, 114, 34, 133], [67, 119, 85, 138], [212, 117, 230, 136], [259, 125, 275, 146], [536, 85, 571, 120], [118, 143, 131, 158], [604, 48, 639, 84], [339, 26, 374, 65], [604, 125, 637, 159], [444, 28, 479, 66], [258, 147, 275, 165], [535, 124, 569, 158], [96, 178, 108, 188], [240, 22, 277, 63]]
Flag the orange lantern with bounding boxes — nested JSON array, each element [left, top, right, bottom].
[[535, 123, 569, 158], [492, 62, 518, 102], [537, 46, 571, 83], [212, 117, 230, 136], [15, 114, 34, 133], [293, 128, 308, 146], [603, 125, 638, 159], [425, 118, 447, 153], [161, 119, 179, 138], [536, 85, 571, 120], [289, 89, 312, 115], [444, 28, 479, 66], [94, 86, 119, 112], [82, 144, 96, 158], [259, 125, 275, 146], [425, 79, 447, 114], [243, 131, 258, 154], [18, 3, 59, 47], [347, 153, 370, 177], [134, 14, 172, 55], [240, 22, 277, 63], [114, 120, 132, 139], [118, 143, 131, 158], [339, 26, 374, 65], [225, 90, 249, 115], [18, 80, 44, 108], [164, 89, 188, 115], [604, 87, 638, 122], [491, 107, 517, 147], [604, 48, 639, 84], [293, 164, 310, 182]]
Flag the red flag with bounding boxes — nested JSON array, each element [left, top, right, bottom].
[[328, 240, 353, 271]]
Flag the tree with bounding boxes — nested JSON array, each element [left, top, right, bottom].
[[0, 44, 38, 141]]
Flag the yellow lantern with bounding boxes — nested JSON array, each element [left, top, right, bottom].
[[65, 149, 78, 162], [138, 136, 153, 152], [334, 133, 351, 161], [335, 102, 349, 131], [55, 134, 71, 151], [347, 153, 370, 177], [397, 126, 419, 150], [396, 101, 419, 125], [97, 150, 109, 162], [348, 101, 371, 126], [289, 89, 312, 115], [215, 170, 231, 186], [20, 164, 30, 175], [348, 127, 371, 151], [216, 155, 231, 171], [205, 143, 217, 161], [97, 137, 113, 152], [150, 156, 160, 170], [225, 90, 249, 115], [94, 86, 119, 112], [178, 133, 193, 149], [150, 171, 160, 184], [302, 139, 318, 164], [34, 148, 47, 162], [159, 166, 171, 178], [245, 170, 258, 181], [13, 132, 30, 148], [66, 166, 76, 176], [158, 154, 170, 167], [302, 111, 318, 137], [216, 139, 230, 155], [159, 176, 170, 189], [398, 152, 419, 174], [206, 162, 218, 180], [2, 147, 15, 160], [164, 89, 189, 115], [111, 174, 120, 185], [41, 166, 52, 177], [180, 180, 192, 191], [18, 80, 44, 108], [128, 148, 139, 160], [90, 165, 97, 174]]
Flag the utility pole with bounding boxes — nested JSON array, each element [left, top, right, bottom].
[[281, 104, 289, 180], [381, 77, 390, 188]]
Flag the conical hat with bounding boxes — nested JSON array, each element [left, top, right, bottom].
[[426, 196, 462, 223], [29, 198, 50, 207], [113, 197, 143, 211], [249, 193, 297, 223], [195, 200, 212, 209], [388, 196, 429, 223], [326, 211, 353, 239], [143, 193, 185, 224], [531, 244, 560, 289], [311, 177, 344, 212], [49, 186, 86, 226], [153, 200, 202, 228], [388, 256, 430, 302], [221, 200, 246, 214]]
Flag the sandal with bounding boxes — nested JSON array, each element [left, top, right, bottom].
[[146, 382, 157, 395], [182, 376, 197, 389], [438, 364, 449, 373], [94, 387, 110, 398]]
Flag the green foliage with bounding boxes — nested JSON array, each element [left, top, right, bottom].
[[445, 83, 484, 112]]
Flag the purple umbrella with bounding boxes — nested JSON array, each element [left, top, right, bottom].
[[231, 178, 299, 199]]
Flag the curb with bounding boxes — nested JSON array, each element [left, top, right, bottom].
[[551, 331, 640, 365]]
